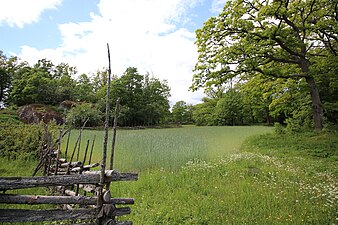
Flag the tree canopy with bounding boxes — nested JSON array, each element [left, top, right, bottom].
[[0, 53, 172, 127], [192, 0, 338, 131]]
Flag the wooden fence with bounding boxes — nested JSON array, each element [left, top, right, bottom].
[[0, 171, 137, 224], [0, 125, 137, 224], [0, 126, 138, 224]]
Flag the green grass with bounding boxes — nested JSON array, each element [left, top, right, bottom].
[[62, 126, 272, 171], [114, 131, 337, 224], [1, 126, 337, 224], [0, 158, 52, 213]]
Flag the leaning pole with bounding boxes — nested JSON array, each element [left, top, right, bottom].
[[97, 43, 112, 224]]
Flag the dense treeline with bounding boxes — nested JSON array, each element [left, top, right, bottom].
[[0, 52, 171, 127], [173, 74, 337, 131], [1, 48, 337, 131]]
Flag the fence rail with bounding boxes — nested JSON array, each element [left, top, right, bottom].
[[0, 172, 138, 191], [0, 123, 137, 224]]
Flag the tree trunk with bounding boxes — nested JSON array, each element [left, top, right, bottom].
[[264, 107, 271, 125], [0, 84, 4, 102], [305, 76, 323, 131]]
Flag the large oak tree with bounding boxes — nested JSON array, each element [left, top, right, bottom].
[[192, 0, 337, 131]]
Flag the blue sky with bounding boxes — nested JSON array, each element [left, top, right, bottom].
[[0, 0, 225, 104]]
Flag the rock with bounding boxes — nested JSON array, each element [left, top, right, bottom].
[[60, 100, 77, 110], [17, 104, 64, 125]]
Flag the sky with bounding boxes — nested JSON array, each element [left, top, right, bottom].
[[0, 0, 226, 105]]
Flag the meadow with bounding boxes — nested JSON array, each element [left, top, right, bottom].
[[1, 126, 337, 224], [63, 126, 272, 172]]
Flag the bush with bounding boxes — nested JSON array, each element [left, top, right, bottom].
[[0, 108, 21, 124], [0, 122, 46, 160], [285, 103, 313, 133], [67, 103, 104, 127], [273, 122, 286, 135]]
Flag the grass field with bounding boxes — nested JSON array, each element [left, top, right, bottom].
[[114, 130, 337, 224], [1, 126, 337, 224], [62, 126, 272, 171]]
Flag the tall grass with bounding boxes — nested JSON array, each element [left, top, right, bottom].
[[114, 132, 337, 224], [2, 126, 336, 224], [62, 126, 272, 171]]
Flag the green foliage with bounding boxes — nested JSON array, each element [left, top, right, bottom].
[[285, 109, 313, 133], [237, 75, 271, 124], [242, 132, 338, 171], [273, 122, 285, 135], [193, 88, 259, 126], [74, 73, 96, 102], [0, 108, 20, 124], [7, 59, 78, 106], [67, 103, 103, 128], [192, 98, 218, 126], [0, 122, 45, 160], [315, 56, 338, 124], [0, 51, 18, 103], [193, 0, 337, 130], [3, 58, 171, 127], [214, 89, 244, 125], [96, 67, 171, 126], [142, 74, 171, 125], [171, 101, 193, 124]]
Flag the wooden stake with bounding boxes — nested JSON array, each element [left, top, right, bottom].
[[65, 129, 72, 161], [110, 98, 120, 170], [88, 135, 96, 165], [97, 43, 112, 224], [54, 129, 63, 175], [76, 118, 89, 161]]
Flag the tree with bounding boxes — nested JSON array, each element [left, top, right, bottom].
[[75, 73, 95, 102], [0, 67, 8, 103], [214, 89, 245, 125], [67, 103, 103, 127], [92, 69, 111, 93], [193, 0, 337, 131], [192, 98, 218, 126], [8, 65, 52, 106], [95, 67, 171, 127], [0, 51, 18, 104], [8, 59, 77, 106], [53, 62, 77, 104], [113, 67, 144, 126], [172, 101, 188, 124], [238, 74, 275, 124], [143, 74, 171, 125]]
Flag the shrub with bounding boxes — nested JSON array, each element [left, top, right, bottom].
[[67, 103, 104, 127], [0, 108, 21, 124], [273, 122, 286, 135], [0, 121, 57, 160]]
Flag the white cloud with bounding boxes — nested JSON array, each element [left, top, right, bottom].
[[0, 0, 62, 28], [17, 0, 206, 104], [211, 0, 227, 13]]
